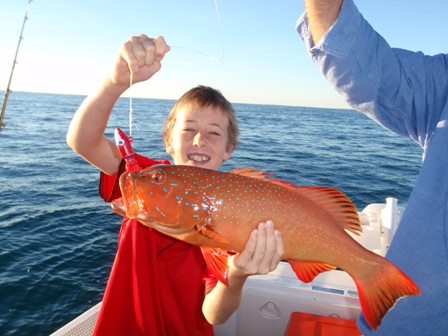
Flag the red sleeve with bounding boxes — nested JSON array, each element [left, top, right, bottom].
[[99, 153, 171, 203]]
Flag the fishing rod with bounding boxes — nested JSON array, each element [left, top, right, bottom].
[[0, 0, 33, 130]]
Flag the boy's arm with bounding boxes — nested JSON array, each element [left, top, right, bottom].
[[202, 220, 284, 325], [303, 0, 343, 44], [66, 35, 170, 175]]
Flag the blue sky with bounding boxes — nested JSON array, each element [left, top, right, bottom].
[[1, 0, 446, 108]]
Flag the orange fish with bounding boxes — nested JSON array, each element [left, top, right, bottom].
[[112, 164, 420, 330]]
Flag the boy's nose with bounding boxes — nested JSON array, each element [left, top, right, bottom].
[[193, 132, 207, 147]]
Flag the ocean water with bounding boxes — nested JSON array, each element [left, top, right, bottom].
[[0, 91, 422, 335]]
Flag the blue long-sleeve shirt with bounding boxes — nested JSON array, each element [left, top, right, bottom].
[[297, 0, 448, 334]]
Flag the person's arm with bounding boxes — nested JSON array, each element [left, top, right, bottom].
[[66, 34, 170, 175], [303, 0, 343, 44], [299, 0, 448, 146], [202, 220, 284, 324]]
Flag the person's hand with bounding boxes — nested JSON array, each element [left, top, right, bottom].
[[229, 220, 284, 282], [109, 34, 170, 88]]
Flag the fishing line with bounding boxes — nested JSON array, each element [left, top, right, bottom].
[[170, 0, 225, 62], [128, 72, 138, 137]]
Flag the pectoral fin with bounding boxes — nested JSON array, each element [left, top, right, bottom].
[[195, 221, 230, 243], [289, 260, 336, 283], [201, 247, 231, 286]]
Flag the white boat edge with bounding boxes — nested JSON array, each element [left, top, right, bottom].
[[51, 199, 402, 336], [50, 302, 102, 336]]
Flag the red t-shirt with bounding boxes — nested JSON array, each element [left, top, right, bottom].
[[93, 154, 217, 336]]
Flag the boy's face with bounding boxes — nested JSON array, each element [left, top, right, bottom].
[[166, 105, 232, 170]]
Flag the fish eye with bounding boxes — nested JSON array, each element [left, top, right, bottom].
[[151, 170, 166, 184]]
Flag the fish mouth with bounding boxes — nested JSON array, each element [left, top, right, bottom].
[[188, 154, 210, 164]]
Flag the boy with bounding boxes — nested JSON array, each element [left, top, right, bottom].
[[67, 34, 284, 335]]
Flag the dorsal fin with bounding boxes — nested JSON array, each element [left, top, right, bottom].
[[295, 186, 362, 235], [230, 167, 273, 179], [230, 167, 361, 235], [230, 167, 307, 189]]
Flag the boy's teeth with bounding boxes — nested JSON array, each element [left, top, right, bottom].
[[189, 155, 208, 162]]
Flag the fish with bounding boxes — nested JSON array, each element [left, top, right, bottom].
[[111, 164, 420, 330]]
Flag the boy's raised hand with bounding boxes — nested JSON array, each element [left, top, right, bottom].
[[109, 34, 171, 88]]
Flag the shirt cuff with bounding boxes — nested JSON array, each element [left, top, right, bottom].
[[296, 0, 362, 58]]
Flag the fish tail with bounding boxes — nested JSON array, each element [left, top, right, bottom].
[[353, 259, 420, 330]]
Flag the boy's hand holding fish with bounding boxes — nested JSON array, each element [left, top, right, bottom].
[[230, 220, 284, 280], [203, 220, 284, 325]]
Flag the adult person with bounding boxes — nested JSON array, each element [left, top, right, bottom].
[[297, 0, 448, 334], [66, 34, 284, 336]]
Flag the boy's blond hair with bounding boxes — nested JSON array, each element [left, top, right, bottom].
[[163, 85, 239, 152]]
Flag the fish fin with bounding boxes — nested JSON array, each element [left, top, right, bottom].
[[230, 168, 361, 235], [296, 186, 362, 235], [201, 246, 230, 286], [231, 167, 361, 235], [230, 167, 299, 188], [196, 222, 230, 243], [230, 167, 274, 179], [117, 171, 144, 219], [353, 260, 420, 330], [111, 198, 126, 217], [289, 260, 337, 283]]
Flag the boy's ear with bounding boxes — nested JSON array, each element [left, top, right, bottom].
[[223, 146, 233, 161], [166, 144, 174, 156]]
